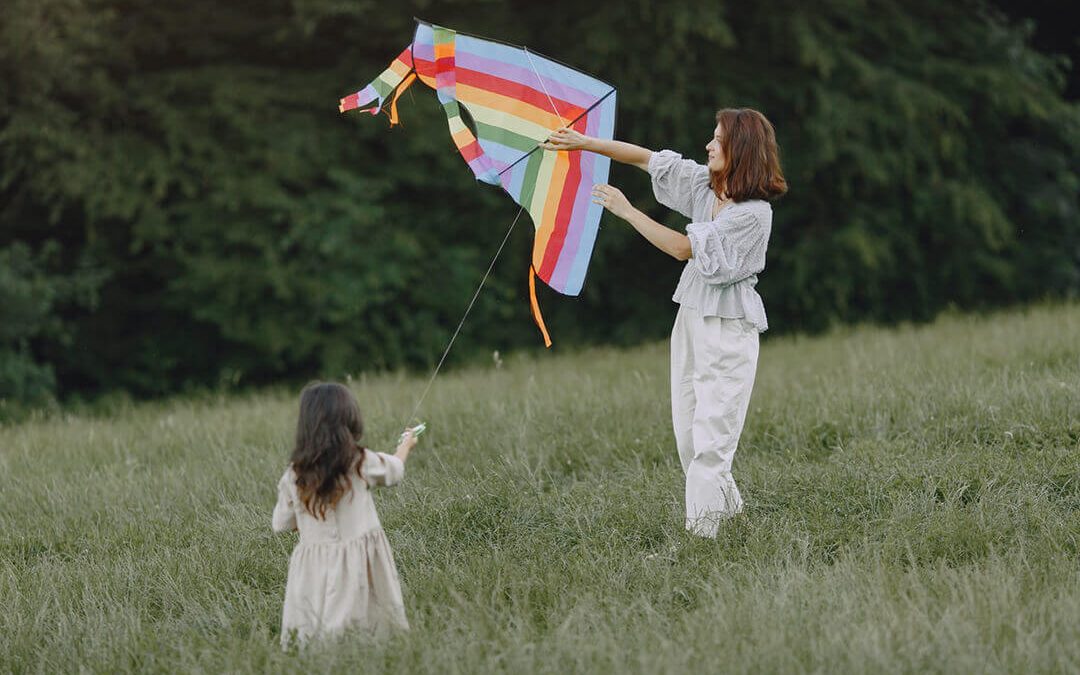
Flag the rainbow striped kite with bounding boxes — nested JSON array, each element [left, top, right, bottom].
[[339, 20, 617, 346]]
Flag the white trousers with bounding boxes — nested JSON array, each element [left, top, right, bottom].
[[670, 305, 760, 537]]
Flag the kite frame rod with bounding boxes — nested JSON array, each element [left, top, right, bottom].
[[495, 87, 617, 177]]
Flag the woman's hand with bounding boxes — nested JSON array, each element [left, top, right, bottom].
[[540, 128, 592, 152], [592, 184, 636, 220]]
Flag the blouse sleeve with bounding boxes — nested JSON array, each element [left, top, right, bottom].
[[648, 149, 711, 220], [685, 209, 770, 285], [362, 451, 405, 488], [271, 469, 298, 533]]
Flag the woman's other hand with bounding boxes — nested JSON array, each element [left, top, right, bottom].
[[592, 184, 636, 220]]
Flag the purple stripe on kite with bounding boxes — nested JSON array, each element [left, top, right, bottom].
[[548, 113, 600, 291], [500, 160, 527, 201], [453, 50, 602, 110], [563, 195, 602, 294], [562, 97, 616, 293], [353, 84, 379, 107], [468, 157, 501, 184], [547, 176, 591, 291], [548, 156, 600, 287]]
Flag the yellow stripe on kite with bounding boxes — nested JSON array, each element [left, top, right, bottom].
[[455, 83, 566, 133]]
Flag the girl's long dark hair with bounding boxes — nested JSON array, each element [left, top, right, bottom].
[[289, 381, 365, 519]]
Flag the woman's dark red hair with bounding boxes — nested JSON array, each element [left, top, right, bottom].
[[711, 108, 787, 202], [290, 381, 364, 519]]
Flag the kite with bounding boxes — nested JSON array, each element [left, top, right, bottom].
[[339, 20, 617, 346]]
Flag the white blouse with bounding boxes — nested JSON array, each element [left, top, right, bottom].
[[648, 149, 772, 332]]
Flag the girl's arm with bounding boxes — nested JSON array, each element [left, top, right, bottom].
[[541, 129, 651, 171], [362, 431, 416, 488], [271, 473, 298, 533]]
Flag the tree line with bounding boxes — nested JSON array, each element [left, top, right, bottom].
[[2, 0, 1078, 413]]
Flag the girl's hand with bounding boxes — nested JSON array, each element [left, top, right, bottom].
[[592, 184, 636, 220], [394, 427, 419, 462], [397, 428, 419, 452], [540, 128, 592, 152]]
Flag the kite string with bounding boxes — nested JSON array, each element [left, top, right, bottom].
[[403, 205, 526, 428], [524, 47, 567, 127]]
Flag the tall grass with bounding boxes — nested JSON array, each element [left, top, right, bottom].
[[2, 303, 1078, 673]]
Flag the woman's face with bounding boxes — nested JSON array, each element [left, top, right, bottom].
[[705, 122, 724, 172]]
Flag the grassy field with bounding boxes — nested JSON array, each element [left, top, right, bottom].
[[2, 303, 1079, 673]]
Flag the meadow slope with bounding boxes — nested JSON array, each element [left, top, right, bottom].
[[2, 303, 1079, 673]]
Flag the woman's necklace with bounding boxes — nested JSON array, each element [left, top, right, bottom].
[[712, 194, 731, 219]]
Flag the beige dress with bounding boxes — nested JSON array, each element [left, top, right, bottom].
[[272, 450, 409, 647]]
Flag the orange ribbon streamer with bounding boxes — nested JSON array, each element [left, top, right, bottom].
[[529, 266, 552, 348], [388, 72, 417, 126]]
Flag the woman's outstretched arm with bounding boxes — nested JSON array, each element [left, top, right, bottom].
[[540, 128, 651, 171], [592, 184, 691, 261]]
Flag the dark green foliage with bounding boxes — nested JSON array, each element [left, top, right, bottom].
[[1, 0, 1078, 403], [0, 241, 58, 406], [0, 241, 102, 410]]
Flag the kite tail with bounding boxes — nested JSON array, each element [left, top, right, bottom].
[[529, 266, 553, 348], [339, 47, 416, 122]]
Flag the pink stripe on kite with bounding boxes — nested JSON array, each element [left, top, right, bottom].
[[455, 68, 585, 121], [459, 139, 483, 162], [549, 113, 599, 289], [454, 50, 602, 109], [414, 57, 587, 123], [539, 146, 582, 281]]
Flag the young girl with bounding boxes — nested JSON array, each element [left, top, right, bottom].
[[272, 381, 418, 647]]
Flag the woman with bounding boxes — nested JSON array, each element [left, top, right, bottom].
[[542, 108, 787, 537]]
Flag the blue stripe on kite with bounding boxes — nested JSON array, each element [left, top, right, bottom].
[[414, 24, 435, 58], [476, 138, 526, 166], [500, 161, 527, 203], [455, 35, 612, 99]]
